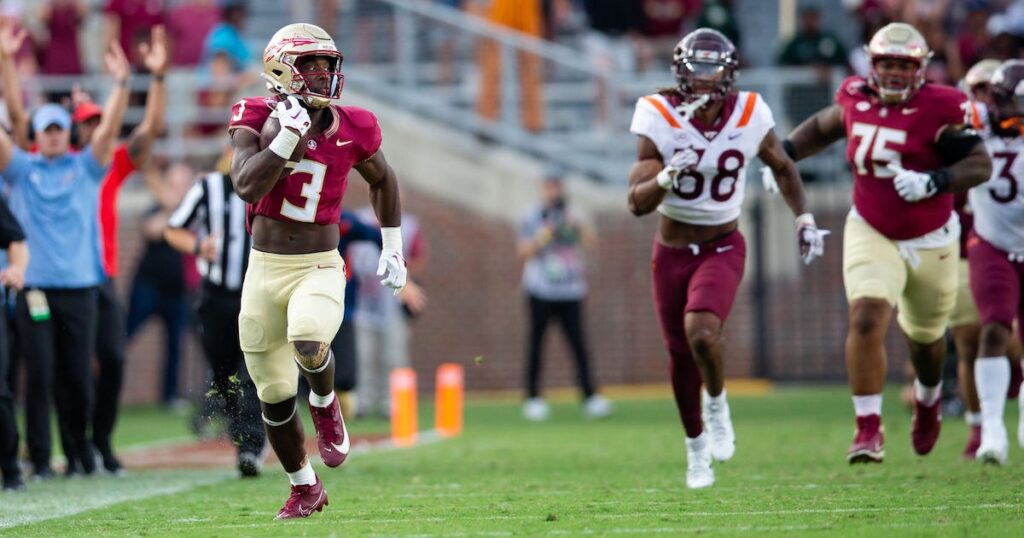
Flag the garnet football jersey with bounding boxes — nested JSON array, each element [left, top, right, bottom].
[[228, 96, 382, 227], [836, 77, 968, 240], [969, 133, 1024, 255], [630, 91, 774, 225]]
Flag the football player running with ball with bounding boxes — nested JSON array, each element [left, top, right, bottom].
[[965, 59, 1024, 465], [228, 23, 407, 519], [628, 28, 827, 489], [783, 23, 992, 464]]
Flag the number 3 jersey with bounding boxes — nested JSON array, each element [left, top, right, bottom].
[[630, 91, 774, 225], [836, 77, 968, 240], [969, 134, 1024, 254], [228, 96, 382, 226]]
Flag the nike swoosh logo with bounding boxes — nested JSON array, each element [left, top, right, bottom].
[[902, 108, 917, 115], [289, 111, 302, 119], [938, 253, 950, 260], [727, 132, 741, 140], [336, 140, 353, 147], [716, 246, 734, 253], [333, 416, 350, 455], [301, 490, 325, 516]]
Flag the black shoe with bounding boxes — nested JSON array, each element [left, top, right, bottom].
[[32, 465, 55, 482], [237, 451, 262, 478], [79, 452, 96, 476], [100, 451, 124, 477], [64, 458, 83, 479], [2, 472, 25, 492]]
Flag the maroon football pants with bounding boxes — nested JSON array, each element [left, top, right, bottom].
[[651, 230, 746, 438]]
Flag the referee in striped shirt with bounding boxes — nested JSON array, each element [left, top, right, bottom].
[[164, 162, 266, 477]]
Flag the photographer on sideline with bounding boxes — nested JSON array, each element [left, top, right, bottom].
[[517, 166, 611, 422]]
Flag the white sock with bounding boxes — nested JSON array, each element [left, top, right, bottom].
[[309, 389, 336, 408], [686, 431, 707, 449], [286, 462, 317, 486], [852, 394, 882, 417], [965, 411, 982, 426], [703, 388, 727, 405], [975, 356, 1010, 427], [914, 379, 942, 406]]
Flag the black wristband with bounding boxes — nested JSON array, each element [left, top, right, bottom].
[[929, 168, 953, 193], [153, 74, 165, 82], [782, 139, 797, 161]]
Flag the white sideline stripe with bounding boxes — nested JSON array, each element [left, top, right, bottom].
[[1, 430, 445, 530], [0, 470, 234, 529]]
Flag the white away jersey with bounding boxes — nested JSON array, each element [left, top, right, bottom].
[[630, 91, 774, 225], [969, 134, 1024, 254], [965, 100, 991, 137]]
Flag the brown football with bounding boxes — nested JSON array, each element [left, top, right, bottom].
[[259, 116, 308, 171]]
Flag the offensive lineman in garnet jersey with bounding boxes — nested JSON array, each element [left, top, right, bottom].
[[783, 23, 992, 464], [628, 28, 827, 489], [228, 23, 407, 519]]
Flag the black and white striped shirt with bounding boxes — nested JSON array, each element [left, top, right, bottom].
[[167, 172, 250, 292]]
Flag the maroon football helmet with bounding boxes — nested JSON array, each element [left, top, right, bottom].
[[672, 28, 738, 102], [990, 59, 1024, 137]]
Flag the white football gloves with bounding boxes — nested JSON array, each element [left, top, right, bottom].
[[267, 96, 312, 160], [888, 163, 937, 202], [796, 213, 829, 265], [276, 95, 311, 136], [656, 149, 700, 190], [377, 227, 407, 294]]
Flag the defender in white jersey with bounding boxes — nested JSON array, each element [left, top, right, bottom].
[[965, 59, 1024, 464], [952, 58, 1002, 460], [627, 28, 827, 489]]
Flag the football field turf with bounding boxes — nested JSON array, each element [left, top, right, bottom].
[[2, 386, 1022, 537]]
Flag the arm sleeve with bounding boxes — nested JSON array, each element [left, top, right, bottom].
[[228, 97, 273, 137], [1, 147, 31, 186], [347, 107, 383, 162], [106, 144, 136, 191], [167, 180, 206, 229], [77, 145, 109, 182], [629, 97, 663, 141], [0, 196, 25, 248]]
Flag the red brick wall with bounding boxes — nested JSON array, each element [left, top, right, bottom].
[[117, 186, 911, 403]]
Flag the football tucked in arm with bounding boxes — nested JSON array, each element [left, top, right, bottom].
[[259, 116, 308, 176]]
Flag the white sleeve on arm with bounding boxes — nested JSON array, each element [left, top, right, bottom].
[[629, 97, 662, 140]]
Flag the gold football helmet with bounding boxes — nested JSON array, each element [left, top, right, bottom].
[[866, 23, 932, 104], [262, 23, 343, 109]]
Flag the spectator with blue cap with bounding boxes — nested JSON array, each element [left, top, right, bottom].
[[0, 39, 132, 480]]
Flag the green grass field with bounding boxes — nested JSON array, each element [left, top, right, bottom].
[[2, 386, 1023, 537]]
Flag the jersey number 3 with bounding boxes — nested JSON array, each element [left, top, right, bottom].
[[851, 122, 906, 178], [281, 160, 327, 222], [990, 151, 1019, 204]]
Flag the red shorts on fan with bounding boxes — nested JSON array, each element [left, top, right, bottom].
[[967, 232, 1024, 333], [651, 229, 745, 352]]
